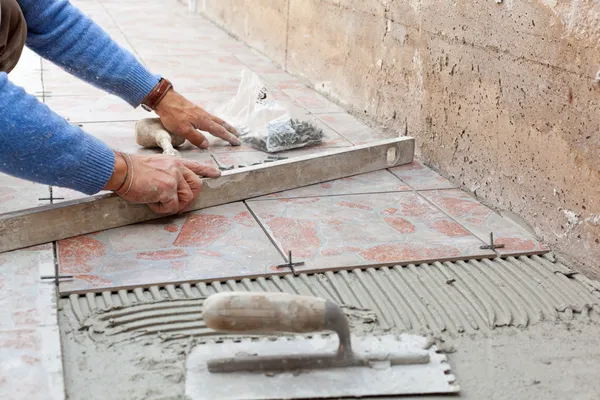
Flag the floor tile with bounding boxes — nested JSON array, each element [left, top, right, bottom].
[[0, 246, 56, 330], [389, 159, 457, 190], [210, 140, 357, 169], [57, 202, 285, 292], [76, 4, 117, 30], [247, 192, 494, 272], [315, 113, 390, 145], [233, 52, 307, 90], [50, 187, 112, 204], [421, 189, 549, 256], [105, 3, 199, 28], [0, 246, 65, 400], [140, 54, 244, 93], [141, 53, 245, 72], [268, 90, 315, 116], [253, 170, 411, 200], [0, 174, 48, 214], [0, 326, 65, 400], [233, 50, 283, 74], [75, 121, 220, 161], [210, 151, 271, 168], [130, 37, 229, 57], [45, 94, 147, 123], [282, 87, 346, 114], [260, 71, 308, 90], [8, 48, 43, 95], [120, 22, 228, 41], [41, 62, 106, 97]]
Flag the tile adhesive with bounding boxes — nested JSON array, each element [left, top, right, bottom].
[[59, 253, 600, 399]]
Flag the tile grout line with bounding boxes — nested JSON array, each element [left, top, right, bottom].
[[246, 188, 415, 203], [97, 0, 143, 60], [40, 56, 63, 287], [62, 119, 142, 124], [414, 190, 500, 255], [311, 113, 362, 146], [243, 171, 454, 203], [416, 187, 547, 248], [284, 0, 291, 71], [243, 200, 288, 263], [39, 56, 46, 103]]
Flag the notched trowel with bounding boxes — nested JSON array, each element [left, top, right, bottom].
[[185, 292, 460, 400]]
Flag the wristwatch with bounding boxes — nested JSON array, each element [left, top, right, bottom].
[[141, 77, 173, 112]]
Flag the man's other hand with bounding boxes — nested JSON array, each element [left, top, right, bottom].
[[154, 90, 240, 149], [103, 153, 221, 214]]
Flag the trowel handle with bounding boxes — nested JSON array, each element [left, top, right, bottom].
[[203, 292, 352, 355]]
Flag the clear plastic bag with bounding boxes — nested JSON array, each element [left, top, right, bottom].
[[215, 68, 324, 153]]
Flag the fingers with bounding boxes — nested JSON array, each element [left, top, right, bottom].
[[179, 167, 203, 213], [210, 115, 240, 137], [180, 125, 209, 149], [195, 116, 241, 146], [181, 159, 221, 178], [149, 193, 179, 215], [153, 163, 208, 214], [115, 154, 221, 215], [176, 169, 195, 213]]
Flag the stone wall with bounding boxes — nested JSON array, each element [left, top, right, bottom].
[[195, 0, 600, 276]]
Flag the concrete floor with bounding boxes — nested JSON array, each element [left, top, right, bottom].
[[57, 255, 600, 399], [59, 290, 600, 400]]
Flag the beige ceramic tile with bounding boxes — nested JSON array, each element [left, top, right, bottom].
[[422, 189, 550, 256], [389, 159, 457, 190], [8, 48, 43, 95], [0, 174, 48, 214], [253, 170, 411, 200], [57, 202, 285, 293], [0, 326, 65, 400], [0, 246, 57, 331], [41, 62, 106, 97], [0, 247, 65, 400], [140, 54, 244, 93], [282, 87, 346, 114], [315, 113, 391, 145], [247, 192, 495, 272], [45, 94, 147, 123]]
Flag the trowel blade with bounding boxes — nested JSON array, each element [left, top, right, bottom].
[[185, 334, 459, 400]]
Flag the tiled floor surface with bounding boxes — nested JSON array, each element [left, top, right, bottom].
[[57, 203, 286, 292], [0, 0, 549, 394], [248, 192, 496, 271], [0, 246, 65, 399], [3, 0, 548, 294]]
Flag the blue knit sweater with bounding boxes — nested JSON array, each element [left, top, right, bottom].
[[0, 0, 160, 195]]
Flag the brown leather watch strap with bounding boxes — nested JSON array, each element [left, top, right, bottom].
[[141, 78, 173, 111]]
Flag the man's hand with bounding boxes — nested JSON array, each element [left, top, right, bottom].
[[103, 152, 221, 214], [154, 89, 240, 149]]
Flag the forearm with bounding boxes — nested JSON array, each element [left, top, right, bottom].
[[0, 73, 115, 194], [18, 0, 159, 107]]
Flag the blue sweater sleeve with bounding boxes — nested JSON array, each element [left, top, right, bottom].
[[0, 75, 115, 195], [0, 0, 163, 195], [18, 0, 160, 106]]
